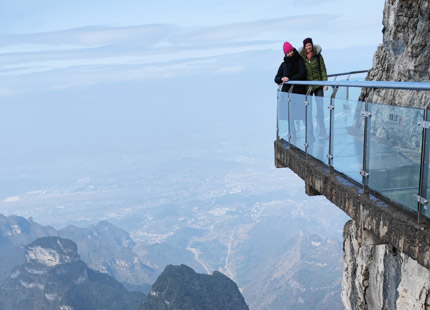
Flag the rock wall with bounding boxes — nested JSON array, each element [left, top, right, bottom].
[[342, 220, 430, 310], [363, 0, 430, 108], [356, 0, 430, 151], [346, 0, 430, 291]]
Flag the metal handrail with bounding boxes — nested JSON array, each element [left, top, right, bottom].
[[327, 70, 368, 78], [282, 80, 430, 91], [278, 70, 368, 90]]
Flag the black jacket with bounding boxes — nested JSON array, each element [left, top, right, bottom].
[[274, 48, 307, 94]]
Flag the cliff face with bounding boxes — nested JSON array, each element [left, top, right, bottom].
[[342, 221, 430, 310], [343, 2, 430, 308], [364, 0, 430, 108], [356, 0, 430, 151]]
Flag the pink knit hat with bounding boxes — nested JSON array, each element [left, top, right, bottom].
[[283, 41, 293, 54]]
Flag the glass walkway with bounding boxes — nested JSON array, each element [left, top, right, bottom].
[[277, 73, 430, 222]]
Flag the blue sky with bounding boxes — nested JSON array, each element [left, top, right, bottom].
[[0, 0, 385, 96], [1, 1, 383, 30]]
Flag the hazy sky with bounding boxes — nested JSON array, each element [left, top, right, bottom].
[[0, 0, 386, 176], [0, 1, 385, 96], [0, 1, 385, 226]]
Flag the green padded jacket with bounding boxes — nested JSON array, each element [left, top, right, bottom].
[[298, 45, 328, 91]]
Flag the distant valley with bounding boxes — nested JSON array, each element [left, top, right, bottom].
[[0, 151, 349, 309]]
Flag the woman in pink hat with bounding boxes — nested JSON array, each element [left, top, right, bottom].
[[275, 41, 310, 143], [274, 41, 307, 94]]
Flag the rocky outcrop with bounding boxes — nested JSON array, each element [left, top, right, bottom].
[[0, 214, 155, 294], [59, 221, 156, 292], [0, 236, 145, 310], [142, 264, 249, 310], [342, 220, 430, 310], [363, 0, 430, 108], [356, 0, 430, 152], [0, 214, 57, 282]]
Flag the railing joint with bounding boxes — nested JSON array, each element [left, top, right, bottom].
[[418, 121, 430, 129], [360, 170, 369, 178], [361, 111, 372, 118], [413, 194, 428, 206]]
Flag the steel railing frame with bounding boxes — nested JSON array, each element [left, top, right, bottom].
[[278, 76, 430, 223], [327, 70, 368, 79], [416, 100, 430, 223], [360, 88, 374, 194], [287, 86, 294, 145], [328, 86, 338, 173]]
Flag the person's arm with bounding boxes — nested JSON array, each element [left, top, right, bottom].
[[319, 55, 328, 90], [320, 55, 328, 81], [274, 63, 284, 84]]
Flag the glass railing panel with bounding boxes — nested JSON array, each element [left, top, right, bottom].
[[307, 87, 332, 162], [328, 76, 366, 102], [349, 89, 362, 102], [276, 76, 430, 218], [277, 90, 290, 142], [347, 75, 366, 92], [327, 75, 366, 106], [335, 85, 348, 101], [332, 94, 364, 183], [289, 93, 307, 151], [367, 102, 423, 213]]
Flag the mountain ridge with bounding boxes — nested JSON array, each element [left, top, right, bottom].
[[0, 236, 145, 310], [142, 264, 249, 310]]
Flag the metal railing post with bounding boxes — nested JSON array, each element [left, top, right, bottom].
[[346, 73, 351, 101], [276, 86, 281, 140], [327, 86, 338, 173], [287, 85, 294, 145], [415, 100, 430, 223], [360, 88, 374, 195], [304, 87, 313, 156]]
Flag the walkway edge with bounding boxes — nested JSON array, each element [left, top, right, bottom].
[[274, 139, 430, 269]]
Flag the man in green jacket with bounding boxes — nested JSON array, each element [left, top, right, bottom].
[[299, 37, 328, 138]]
